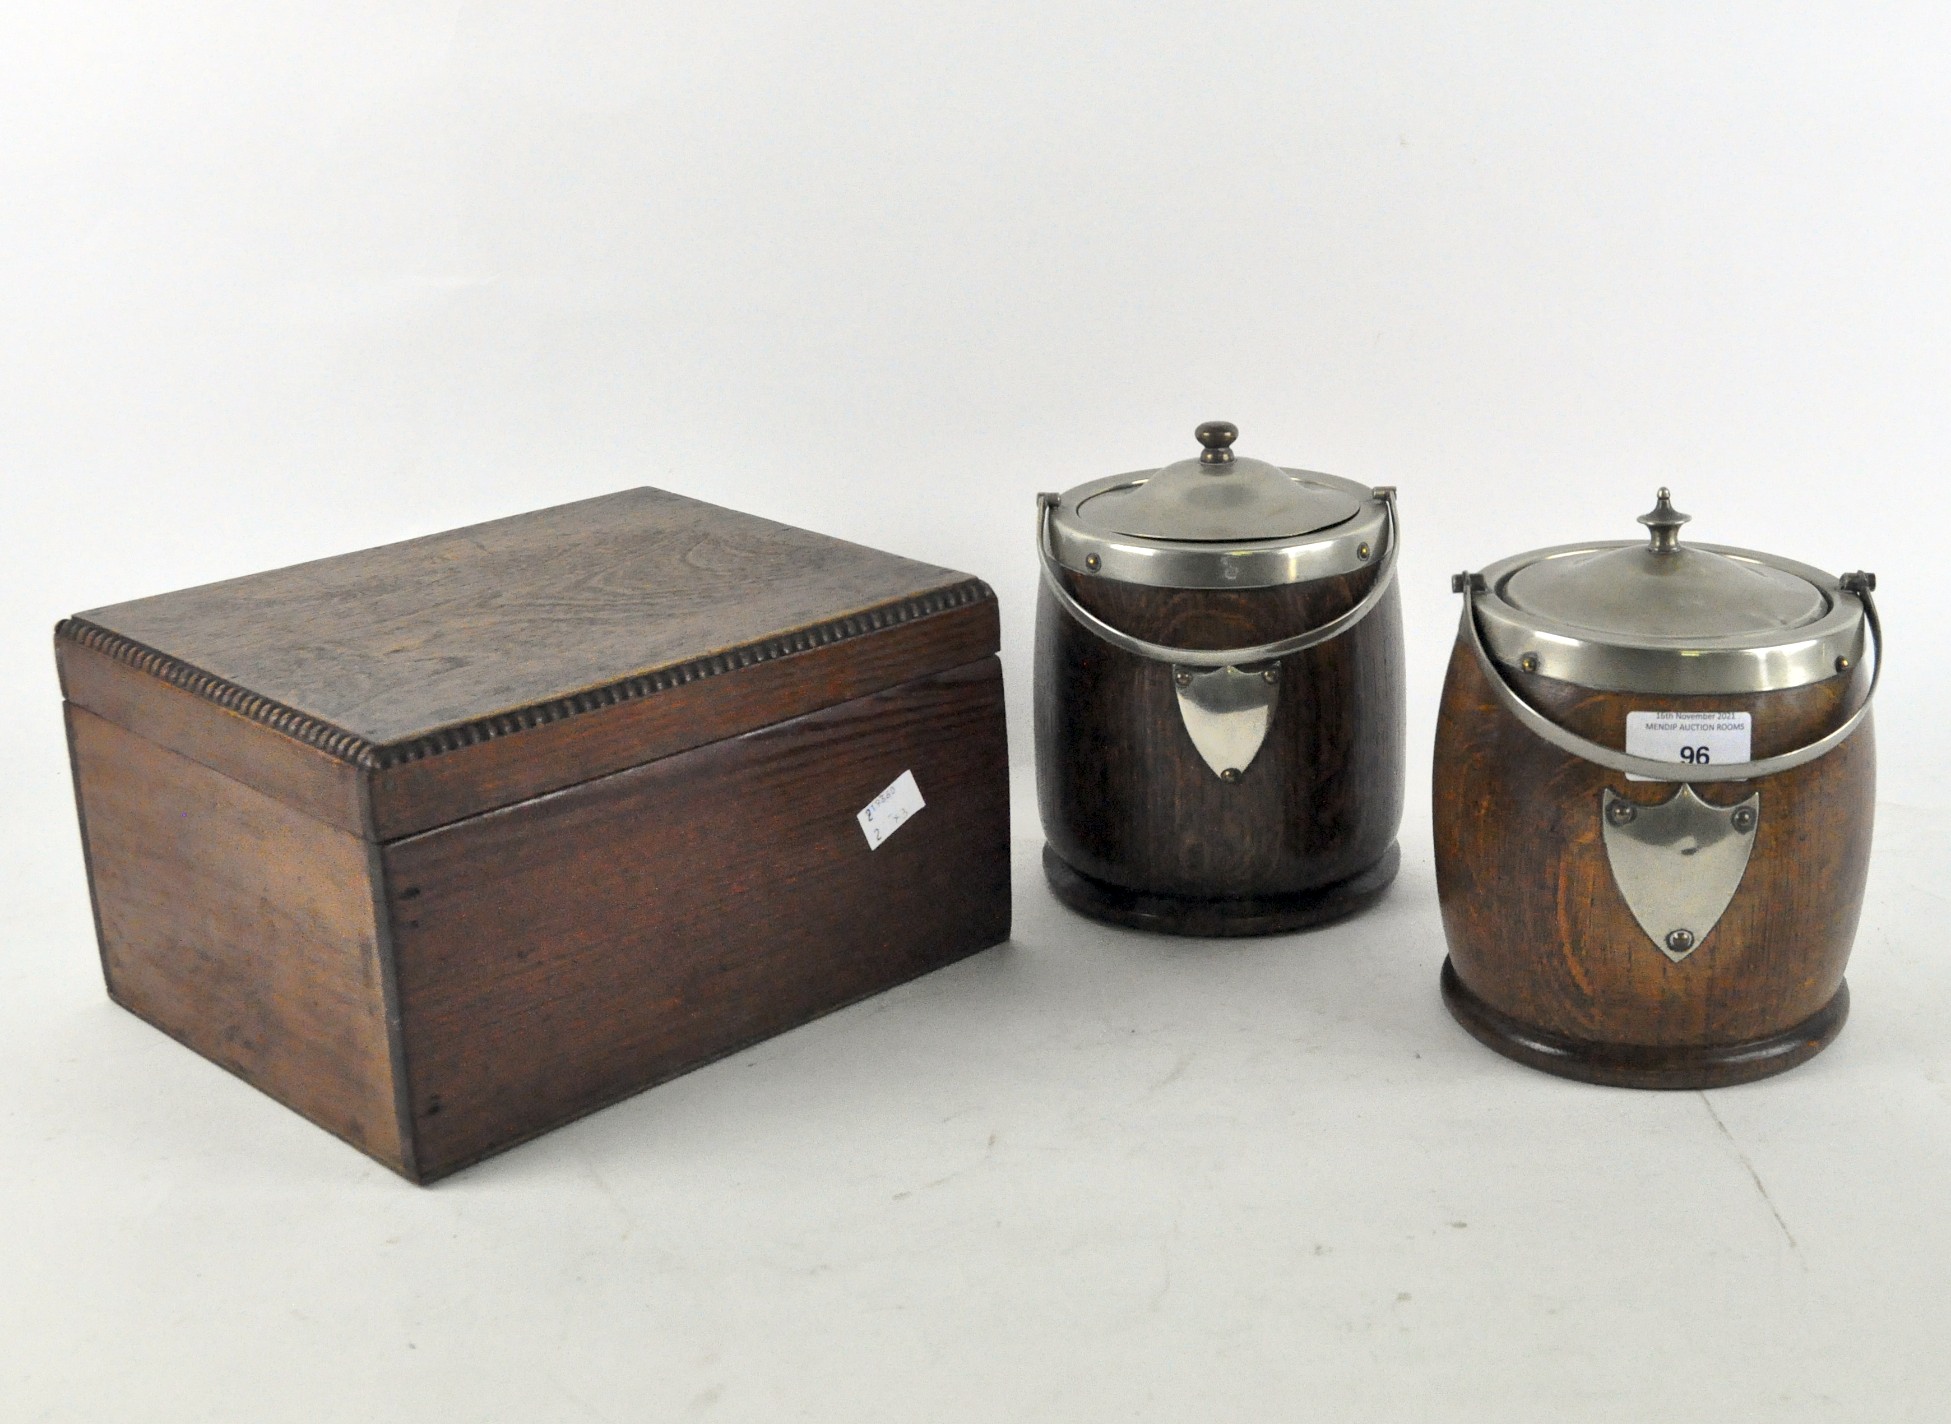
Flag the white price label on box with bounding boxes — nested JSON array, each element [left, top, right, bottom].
[[857, 770, 925, 849], [1625, 711, 1752, 781]]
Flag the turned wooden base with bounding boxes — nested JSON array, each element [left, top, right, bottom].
[[1042, 842, 1400, 938], [1440, 957, 1850, 1089]]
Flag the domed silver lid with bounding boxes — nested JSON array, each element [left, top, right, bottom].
[[1044, 422, 1389, 590], [1075, 422, 1364, 543], [1469, 489, 1869, 694]]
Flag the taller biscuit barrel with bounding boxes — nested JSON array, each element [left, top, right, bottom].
[[1034, 422, 1406, 936]]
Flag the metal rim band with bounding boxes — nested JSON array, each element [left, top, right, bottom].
[[1043, 469, 1385, 590], [1036, 490, 1400, 668], [1470, 540, 1866, 694], [1456, 573, 1882, 782]]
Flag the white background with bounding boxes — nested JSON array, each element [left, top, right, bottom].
[[4, 5, 1948, 1419]]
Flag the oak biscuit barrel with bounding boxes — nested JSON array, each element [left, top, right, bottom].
[[1435, 489, 1882, 1087], [1034, 422, 1406, 936]]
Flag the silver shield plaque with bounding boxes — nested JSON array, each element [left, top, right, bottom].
[[1601, 785, 1761, 963]]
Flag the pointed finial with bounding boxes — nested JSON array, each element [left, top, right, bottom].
[[1638, 487, 1690, 553]]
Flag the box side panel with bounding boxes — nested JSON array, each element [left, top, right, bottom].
[[385, 656, 1011, 1181], [58, 633, 370, 838], [367, 595, 999, 839], [67, 706, 408, 1174]]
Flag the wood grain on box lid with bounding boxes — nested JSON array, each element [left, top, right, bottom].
[[56, 488, 998, 839]]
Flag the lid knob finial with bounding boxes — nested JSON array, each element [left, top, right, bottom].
[[1195, 421, 1238, 466], [1638, 487, 1691, 553]]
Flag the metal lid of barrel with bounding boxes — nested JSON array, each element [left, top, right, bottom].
[[1043, 420, 1390, 594], [1436, 488, 1881, 1087], [1033, 423, 1406, 936]]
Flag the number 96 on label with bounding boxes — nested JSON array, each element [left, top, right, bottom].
[[1624, 711, 1752, 781]]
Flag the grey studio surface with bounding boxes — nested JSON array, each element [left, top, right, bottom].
[[4, 5, 1950, 1422]]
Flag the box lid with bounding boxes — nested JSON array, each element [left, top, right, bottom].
[[57, 488, 998, 840]]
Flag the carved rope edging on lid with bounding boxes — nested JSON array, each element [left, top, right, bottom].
[[54, 577, 994, 772], [55, 617, 388, 768]]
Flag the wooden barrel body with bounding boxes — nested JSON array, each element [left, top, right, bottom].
[[1035, 563, 1405, 934], [1432, 635, 1875, 1086]]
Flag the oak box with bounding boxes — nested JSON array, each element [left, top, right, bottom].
[[58, 488, 1010, 1182]]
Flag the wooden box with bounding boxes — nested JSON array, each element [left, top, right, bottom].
[[58, 488, 1010, 1182]]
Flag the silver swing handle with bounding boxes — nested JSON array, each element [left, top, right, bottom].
[[1454, 569, 1882, 782], [1035, 488, 1401, 669]]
